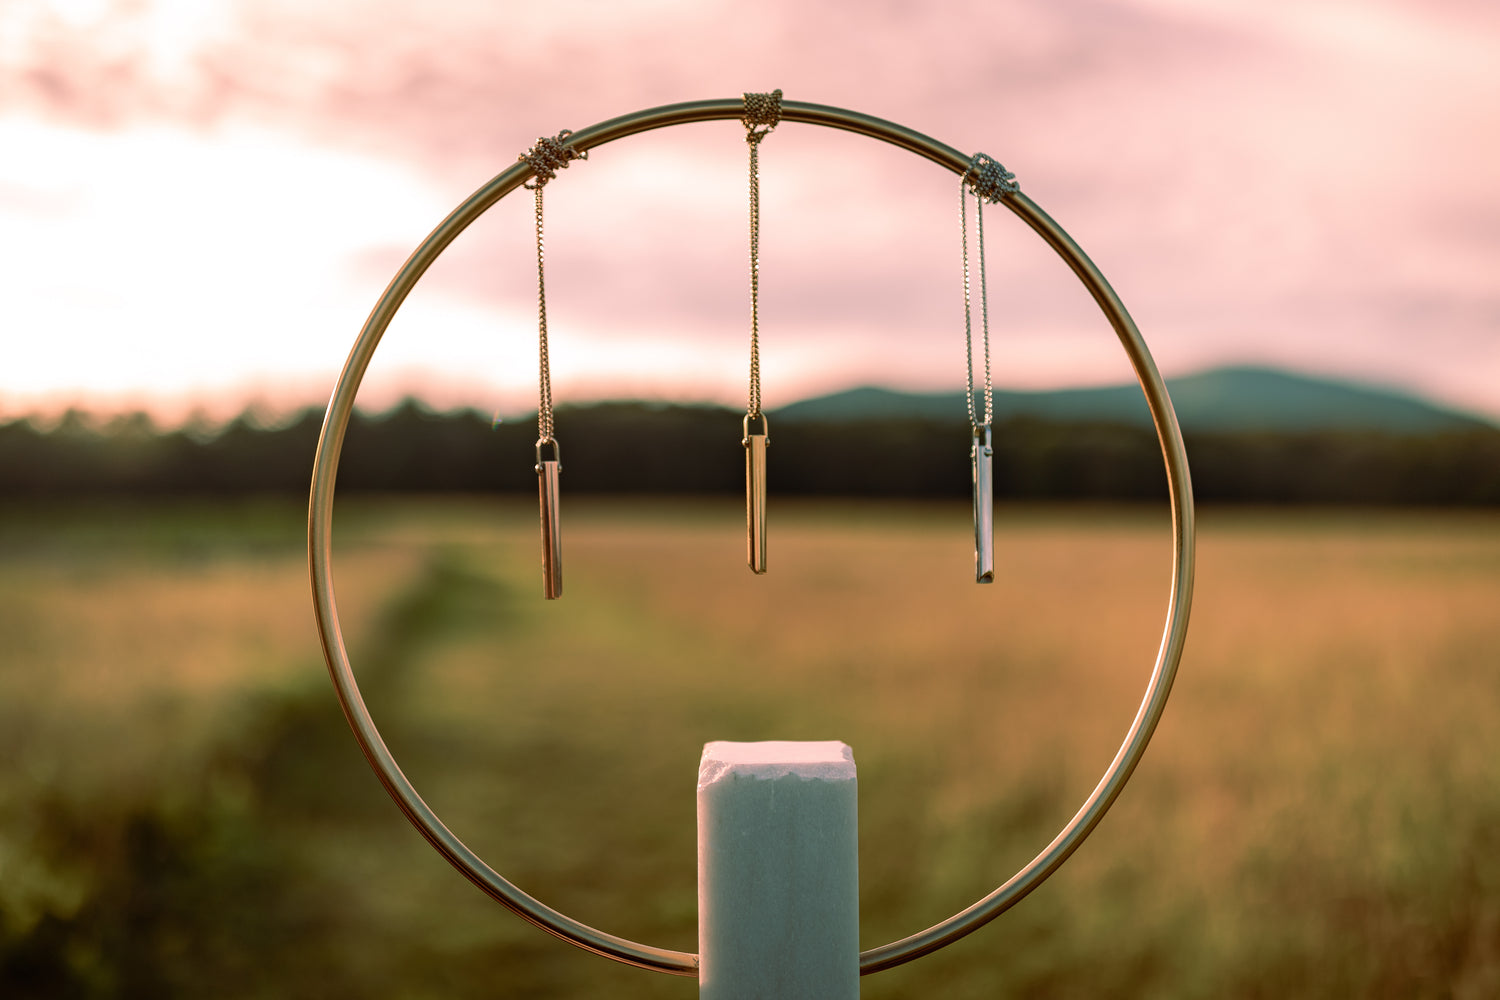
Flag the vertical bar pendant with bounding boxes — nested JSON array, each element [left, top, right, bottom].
[[537, 442, 562, 600], [744, 415, 768, 574], [972, 425, 994, 584]]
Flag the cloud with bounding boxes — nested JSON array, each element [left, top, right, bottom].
[[3, 0, 1498, 419], [1, 0, 1278, 173]]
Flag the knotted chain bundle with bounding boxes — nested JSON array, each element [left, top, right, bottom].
[[741, 88, 783, 140], [963, 151, 1019, 203], [521, 130, 588, 190]]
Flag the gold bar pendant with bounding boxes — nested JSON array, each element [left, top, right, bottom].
[[744, 415, 768, 574], [972, 425, 994, 584], [537, 444, 562, 600]]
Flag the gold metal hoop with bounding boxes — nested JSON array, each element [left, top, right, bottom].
[[308, 98, 1196, 977]]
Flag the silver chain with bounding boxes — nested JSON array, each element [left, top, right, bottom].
[[961, 179, 993, 432], [960, 151, 1016, 433], [519, 130, 587, 445], [743, 90, 781, 418]]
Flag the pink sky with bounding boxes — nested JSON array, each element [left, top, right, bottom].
[[3, 0, 1498, 423]]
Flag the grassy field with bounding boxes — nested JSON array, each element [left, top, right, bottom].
[[1, 497, 1497, 998]]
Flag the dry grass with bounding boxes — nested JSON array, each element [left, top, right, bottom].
[[1, 498, 1496, 998]]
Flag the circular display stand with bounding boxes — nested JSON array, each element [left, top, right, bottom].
[[308, 98, 1196, 977]]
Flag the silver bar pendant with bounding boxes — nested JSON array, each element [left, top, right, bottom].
[[972, 425, 994, 584], [536, 441, 562, 600], [744, 415, 768, 574]]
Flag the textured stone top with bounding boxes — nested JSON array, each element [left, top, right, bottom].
[[699, 740, 854, 786]]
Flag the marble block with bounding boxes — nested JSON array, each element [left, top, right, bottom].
[[697, 740, 859, 999]]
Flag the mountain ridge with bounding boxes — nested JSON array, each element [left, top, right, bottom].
[[770, 366, 1494, 434]]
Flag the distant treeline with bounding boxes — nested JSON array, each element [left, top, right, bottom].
[[2, 400, 1498, 504]]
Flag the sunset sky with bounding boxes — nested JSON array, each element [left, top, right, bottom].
[[3, 0, 1497, 424]]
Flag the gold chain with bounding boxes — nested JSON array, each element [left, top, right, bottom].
[[533, 184, 554, 442], [519, 130, 587, 445], [743, 90, 781, 418]]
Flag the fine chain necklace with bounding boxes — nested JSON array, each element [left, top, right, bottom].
[[961, 152, 1018, 584], [741, 89, 781, 575], [520, 130, 586, 599]]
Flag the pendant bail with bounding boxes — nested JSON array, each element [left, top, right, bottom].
[[535, 436, 562, 469], [741, 412, 769, 445]]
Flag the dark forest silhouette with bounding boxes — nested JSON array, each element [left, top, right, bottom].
[[2, 400, 1497, 504]]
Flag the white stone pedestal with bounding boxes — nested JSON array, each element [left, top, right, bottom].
[[697, 740, 859, 999]]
